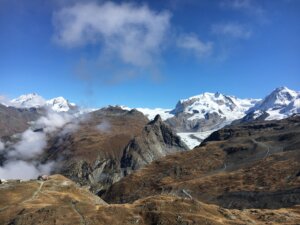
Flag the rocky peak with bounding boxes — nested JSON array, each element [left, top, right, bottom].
[[148, 114, 162, 125], [121, 117, 187, 176]]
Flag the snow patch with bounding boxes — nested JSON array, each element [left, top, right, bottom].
[[136, 108, 174, 120]]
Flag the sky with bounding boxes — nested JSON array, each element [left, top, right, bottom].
[[0, 0, 299, 108]]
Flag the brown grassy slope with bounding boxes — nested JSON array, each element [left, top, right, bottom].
[[41, 107, 149, 193], [45, 107, 149, 163], [104, 116, 300, 209], [43, 108, 187, 195], [1, 175, 300, 225]]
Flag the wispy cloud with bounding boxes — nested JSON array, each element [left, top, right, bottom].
[[0, 110, 79, 180], [53, 1, 215, 86], [211, 23, 252, 39], [95, 120, 111, 133], [220, 0, 266, 20], [222, 0, 252, 9], [53, 1, 171, 67], [177, 34, 213, 59]]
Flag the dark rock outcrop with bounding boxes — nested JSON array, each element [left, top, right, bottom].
[[121, 115, 188, 176]]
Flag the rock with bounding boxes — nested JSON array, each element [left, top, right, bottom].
[[120, 115, 188, 176]]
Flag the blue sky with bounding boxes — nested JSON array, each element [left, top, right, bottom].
[[0, 0, 299, 108]]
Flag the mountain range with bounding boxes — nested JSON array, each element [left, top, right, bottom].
[[5, 93, 77, 112], [1, 87, 299, 149], [0, 86, 300, 224], [132, 86, 300, 148], [1, 107, 300, 224]]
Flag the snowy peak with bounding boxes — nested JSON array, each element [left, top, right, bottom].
[[172, 92, 259, 121], [250, 87, 299, 112], [46, 97, 76, 112], [245, 87, 300, 121], [8, 94, 77, 113], [11, 93, 46, 108]]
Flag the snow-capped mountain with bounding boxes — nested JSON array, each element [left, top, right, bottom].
[[246, 87, 300, 121], [165, 92, 260, 148], [133, 88, 300, 149], [3, 87, 299, 149], [8, 93, 77, 113], [10, 93, 46, 108], [133, 92, 260, 149], [171, 92, 259, 122], [46, 97, 77, 112]]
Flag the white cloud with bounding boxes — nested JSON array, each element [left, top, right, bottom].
[[0, 161, 40, 180], [9, 130, 47, 159], [0, 161, 53, 180], [1, 110, 79, 180], [53, 1, 171, 67], [211, 23, 252, 39], [36, 112, 74, 133], [177, 34, 213, 58], [60, 123, 79, 135]]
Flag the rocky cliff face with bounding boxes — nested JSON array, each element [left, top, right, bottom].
[[44, 108, 186, 195], [43, 107, 147, 194], [120, 115, 188, 176]]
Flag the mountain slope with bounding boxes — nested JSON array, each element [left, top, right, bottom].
[[2, 176, 299, 225], [43, 107, 148, 193], [43, 107, 186, 195], [104, 115, 300, 209]]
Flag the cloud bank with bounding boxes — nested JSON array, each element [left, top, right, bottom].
[[0, 111, 79, 180], [52, 1, 216, 85], [53, 1, 171, 67], [8, 130, 47, 160], [51, 0, 261, 86]]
